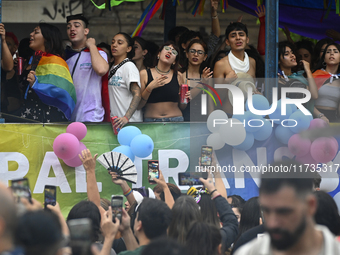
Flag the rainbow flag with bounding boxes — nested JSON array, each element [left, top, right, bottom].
[[32, 53, 76, 120]]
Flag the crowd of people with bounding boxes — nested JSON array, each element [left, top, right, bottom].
[[1, 150, 340, 255], [1, 1, 340, 124]]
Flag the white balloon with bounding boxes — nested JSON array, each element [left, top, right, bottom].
[[207, 110, 229, 133], [218, 118, 246, 146], [332, 192, 340, 212], [207, 133, 225, 150], [319, 170, 339, 192]]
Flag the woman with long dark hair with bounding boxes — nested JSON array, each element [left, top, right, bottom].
[[313, 43, 340, 122], [138, 42, 189, 122], [109, 32, 142, 129], [21, 22, 76, 122]]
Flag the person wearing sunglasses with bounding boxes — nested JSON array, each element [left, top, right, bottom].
[[138, 42, 189, 122]]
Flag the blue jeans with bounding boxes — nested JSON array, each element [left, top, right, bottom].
[[144, 116, 184, 122]]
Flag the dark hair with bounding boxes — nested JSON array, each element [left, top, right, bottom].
[[314, 43, 340, 73], [295, 40, 314, 57], [210, 50, 228, 71], [186, 222, 221, 255], [225, 22, 248, 38], [133, 36, 154, 68], [97, 42, 112, 60], [67, 200, 101, 242], [313, 38, 335, 65], [246, 45, 265, 78], [141, 238, 187, 255], [260, 160, 314, 197], [6, 32, 19, 46], [39, 22, 64, 57], [228, 194, 246, 215], [313, 172, 321, 189], [159, 183, 182, 202], [182, 38, 208, 72], [15, 211, 63, 255], [238, 197, 261, 235], [66, 13, 89, 27], [178, 30, 203, 67], [168, 26, 189, 44], [18, 38, 34, 61], [168, 195, 201, 243], [314, 191, 340, 235], [115, 32, 135, 60], [157, 41, 180, 73], [278, 41, 296, 61], [198, 193, 220, 228], [136, 198, 172, 240]]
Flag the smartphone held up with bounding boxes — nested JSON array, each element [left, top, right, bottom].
[[148, 160, 159, 184]]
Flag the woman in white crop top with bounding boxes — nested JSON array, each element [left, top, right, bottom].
[[313, 43, 340, 123]]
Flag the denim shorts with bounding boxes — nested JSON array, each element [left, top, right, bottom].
[[144, 116, 184, 122]]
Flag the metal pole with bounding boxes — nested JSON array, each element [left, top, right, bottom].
[[163, 0, 176, 42], [0, 0, 4, 123], [264, 0, 278, 104]]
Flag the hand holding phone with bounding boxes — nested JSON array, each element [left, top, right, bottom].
[[201, 146, 213, 166], [148, 160, 159, 184], [111, 195, 123, 223], [178, 172, 208, 186], [11, 178, 32, 203], [68, 218, 93, 255], [44, 185, 57, 209]]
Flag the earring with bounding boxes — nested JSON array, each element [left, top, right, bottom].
[[157, 56, 159, 59], [322, 61, 326, 67]]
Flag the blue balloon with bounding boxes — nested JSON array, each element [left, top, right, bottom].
[[245, 112, 263, 133], [117, 126, 142, 146], [234, 133, 254, 151], [288, 110, 312, 133], [289, 104, 298, 113], [275, 125, 295, 144], [253, 119, 273, 141], [112, 145, 135, 162], [130, 134, 154, 158], [246, 94, 270, 116], [269, 99, 293, 124]]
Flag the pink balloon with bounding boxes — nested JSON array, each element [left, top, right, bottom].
[[53, 133, 80, 160], [63, 142, 87, 167], [310, 137, 339, 163], [288, 134, 312, 157], [66, 122, 87, 141], [296, 152, 318, 166], [308, 118, 329, 130]]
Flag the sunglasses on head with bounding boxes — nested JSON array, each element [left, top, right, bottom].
[[163, 46, 178, 56]]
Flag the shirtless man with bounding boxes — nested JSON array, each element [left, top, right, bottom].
[[213, 22, 256, 115]]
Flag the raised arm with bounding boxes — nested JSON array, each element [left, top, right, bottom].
[[210, 0, 220, 37], [109, 172, 136, 207], [0, 23, 14, 71], [100, 207, 120, 255], [211, 152, 228, 199], [301, 60, 318, 100], [153, 170, 175, 209], [79, 149, 105, 215], [255, 5, 265, 56], [86, 38, 109, 76]]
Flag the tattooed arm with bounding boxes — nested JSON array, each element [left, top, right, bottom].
[[113, 82, 141, 128]]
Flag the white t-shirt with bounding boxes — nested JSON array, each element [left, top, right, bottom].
[[108, 60, 143, 122], [67, 49, 107, 122]]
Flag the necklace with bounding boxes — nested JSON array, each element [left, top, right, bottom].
[[155, 65, 171, 75]]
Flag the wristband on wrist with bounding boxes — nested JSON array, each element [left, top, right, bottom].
[[318, 113, 324, 118], [210, 189, 218, 196], [124, 188, 132, 196], [146, 88, 152, 93], [212, 14, 218, 19], [124, 116, 129, 122]]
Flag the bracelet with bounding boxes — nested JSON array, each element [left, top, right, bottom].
[[146, 88, 152, 93], [123, 188, 132, 196], [124, 116, 129, 122], [210, 189, 218, 196], [318, 113, 324, 118], [212, 15, 218, 19]]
